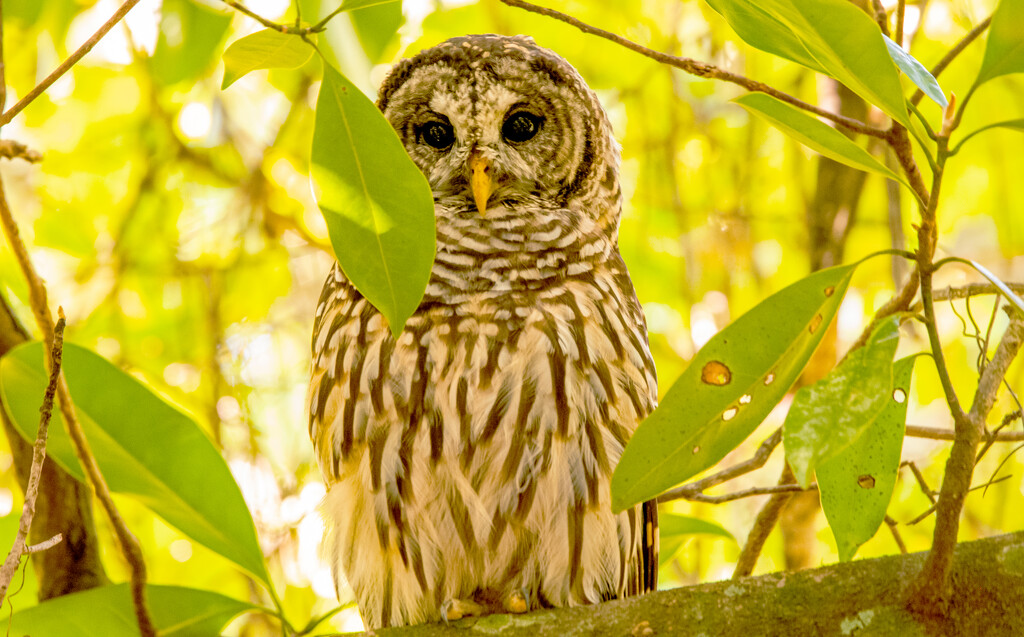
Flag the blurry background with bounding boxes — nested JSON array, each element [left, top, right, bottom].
[[1, 0, 1022, 633]]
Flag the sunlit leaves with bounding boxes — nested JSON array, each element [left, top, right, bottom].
[[349, 0, 403, 62], [222, 29, 315, 89], [0, 342, 270, 588], [658, 513, 736, 567], [152, 0, 233, 86], [734, 93, 911, 193], [974, 0, 1024, 88], [784, 317, 901, 489], [705, 0, 911, 127], [611, 264, 856, 512], [9, 584, 256, 637], [883, 35, 947, 108], [818, 356, 915, 562], [311, 64, 435, 337]]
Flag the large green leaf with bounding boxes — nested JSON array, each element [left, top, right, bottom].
[[151, 0, 233, 86], [706, 0, 910, 127], [818, 356, 915, 562], [0, 342, 270, 586], [311, 64, 435, 337], [735, 93, 910, 192], [612, 264, 856, 512], [9, 584, 256, 637], [784, 317, 901, 489], [974, 0, 1024, 88], [222, 29, 315, 89], [882, 35, 948, 108]]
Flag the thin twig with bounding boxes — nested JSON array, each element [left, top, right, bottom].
[[885, 516, 908, 554], [895, 0, 906, 45], [684, 483, 813, 505], [906, 424, 1024, 442], [0, 0, 143, 126], [732, 466, 796, 579], [0, 177, 155, 636], [910, 16, 993, 107], [24, 533, 63, 555], [659, 429, 783, 503], [910, 282, 1024, 311], [901, 460, 937, 504], [498, 0, 887, 139], [849, 267, 920, 353], [0, 140, 42, 163], [0, 315, 65, 604]]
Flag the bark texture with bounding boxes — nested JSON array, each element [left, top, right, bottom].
[[361, 531, 1024, 637]]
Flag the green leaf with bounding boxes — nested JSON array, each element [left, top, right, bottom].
[[735, 93, 910, 191], [9, 584, 256, 637], [784, 316, 901, 489], [882, 35, 948, 108], [152, 0, 233, 86], [222, 29, 315, 89], [818, 356, 915, 562], [658, 513, 736, 567], [0, 342, 270, 587], [612, 264, 856, 512], [706, 0, 910, 127], [349, 0, 403, 62], [311, 64, 435, 337], [974, 0, 1024, 88]]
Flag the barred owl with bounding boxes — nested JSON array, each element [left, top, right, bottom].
[[307, 34, 658, 628]]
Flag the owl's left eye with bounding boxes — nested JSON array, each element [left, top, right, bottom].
[[418, 120, 455, 150], [502, 112, 543, 143]]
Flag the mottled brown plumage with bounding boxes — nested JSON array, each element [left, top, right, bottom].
[[307, 34, 658, 628]]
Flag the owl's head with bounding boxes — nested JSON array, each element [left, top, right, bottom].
[[378, 35, 621, 251]]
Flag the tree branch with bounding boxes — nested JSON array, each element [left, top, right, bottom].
[[732, 465, 796, 578], [0, 314, 66, 604], [498, 0, 888, 139], [658, 428, 782, 504], [0, 0, 143, 126]]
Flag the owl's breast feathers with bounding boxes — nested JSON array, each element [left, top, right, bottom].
[[308, 250, 657, 625]]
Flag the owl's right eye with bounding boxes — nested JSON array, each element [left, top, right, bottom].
[[418, 120, 455, 150]]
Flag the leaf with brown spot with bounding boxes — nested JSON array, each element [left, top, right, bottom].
[[612, 263, 856, 512]]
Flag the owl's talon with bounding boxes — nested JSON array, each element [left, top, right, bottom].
[[440, 598, 486, 624], [503, 588, 531, 614]]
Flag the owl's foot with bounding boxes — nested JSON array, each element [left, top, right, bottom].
[[502, 588, 531, 614], [440, 598, 487, 624]]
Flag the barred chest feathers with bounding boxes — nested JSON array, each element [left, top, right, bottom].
[[306, 33, 658, 629]]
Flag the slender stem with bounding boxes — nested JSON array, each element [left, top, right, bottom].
[[910, 16, 992, 107], [498, 0, 887, 139], [0, 0, 142, 126], [895, 0, 906, 45], [658, 429, 783, 503], [0, 316, 65, 604], [906, 424, 1024, 442], [732, 466, 796, 579]]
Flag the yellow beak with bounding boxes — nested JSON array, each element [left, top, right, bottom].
[[468, 150, 492, 217]]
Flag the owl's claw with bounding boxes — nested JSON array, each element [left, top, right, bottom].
[[503, 587, 531, 614], [440, 598, 486, 624]]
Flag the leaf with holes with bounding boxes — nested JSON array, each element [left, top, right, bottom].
[[883, 35, 947, 108], [818, 356, 915, 562], [612, 264, 856, 512], [0, 342, 270, 587], [222, 29, 314, 89], [9, 584, 256, 637], [784, 317, 901, 489], [735, 93, 912, 194], [705, 0, 910, 127], [974, 0, 1024, 88], [311, 64, 435, 337]]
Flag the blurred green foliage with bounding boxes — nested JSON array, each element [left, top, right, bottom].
[[1, 0, 1022, 634]]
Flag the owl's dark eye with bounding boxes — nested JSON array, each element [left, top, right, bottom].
[[419, 120, 455, 150], [502, 112, 543, 143]]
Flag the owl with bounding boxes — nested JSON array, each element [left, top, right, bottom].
[[307, 34, 658, 628]]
